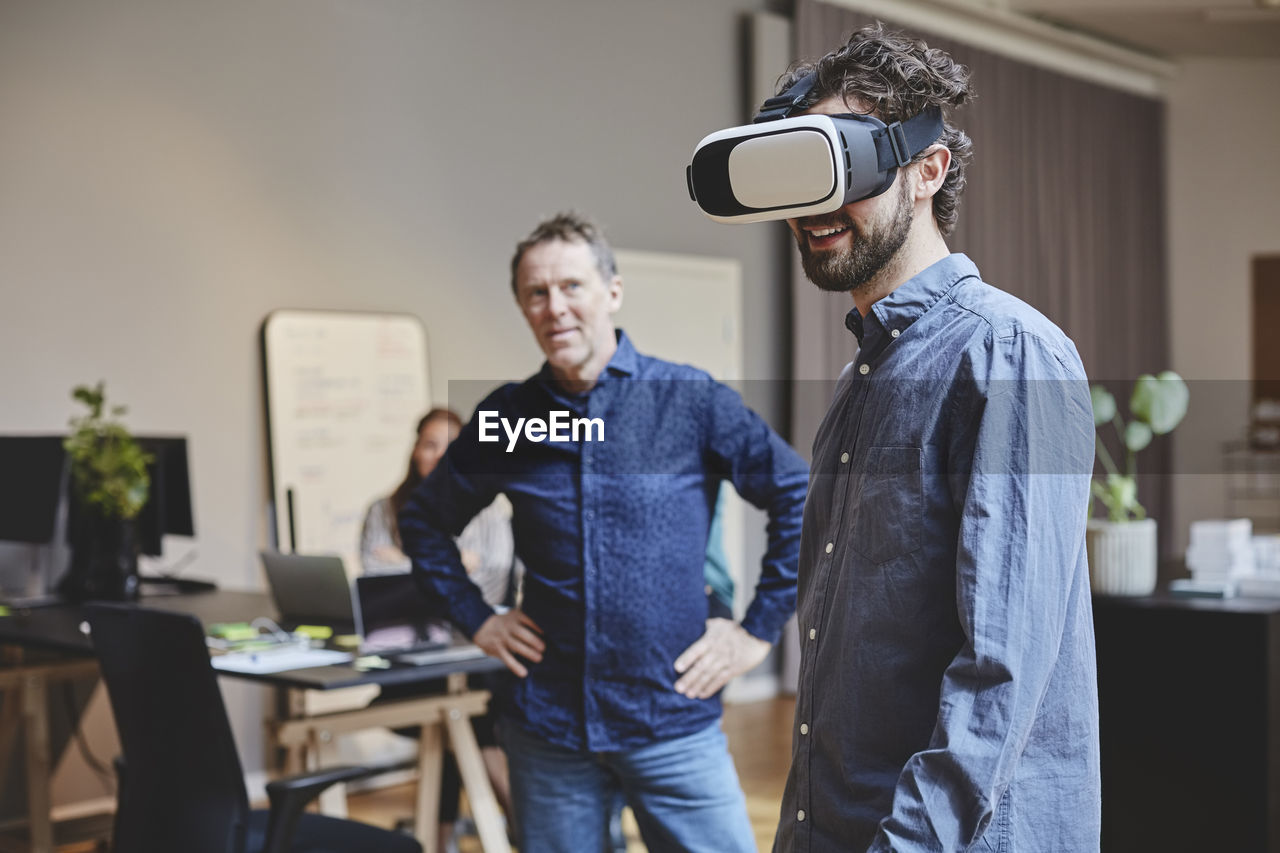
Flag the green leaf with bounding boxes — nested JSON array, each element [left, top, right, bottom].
[[63, 381, 152, 519], [1124, 421, 1153, 453], [1130, 371, 1189, 434], [1090, 385, 1116, 427]]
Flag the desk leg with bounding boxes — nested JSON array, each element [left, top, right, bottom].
[[414, 721, 443, 853], [20, 674, 52, 853], [304, 729, 349, 818], [443, 708, 506, 853], [0, 680, 22, 801]]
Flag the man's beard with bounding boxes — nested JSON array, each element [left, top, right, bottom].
[[796, 179, 914, 294]]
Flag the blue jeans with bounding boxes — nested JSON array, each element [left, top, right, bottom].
[[502, 721, 756, 853]]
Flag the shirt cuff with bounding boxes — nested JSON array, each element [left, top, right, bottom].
[[740, 599, 789, 645], [450, 591, 497, 639]]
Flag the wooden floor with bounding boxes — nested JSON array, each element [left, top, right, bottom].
[[346, 695, 797, 853], [49, 695, 796, 853]]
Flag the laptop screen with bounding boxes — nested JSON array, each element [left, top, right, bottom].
[[259, 552, 356, 629], [355, 572, 451, 654]]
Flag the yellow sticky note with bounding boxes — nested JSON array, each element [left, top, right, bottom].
[[295, 625, 333, 641], [209, 623, 257, 641]]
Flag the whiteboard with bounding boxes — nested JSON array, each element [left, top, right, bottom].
[[612, 250, 749, 615], [613, 250, 743, 381], [261, 310, 429, 574]]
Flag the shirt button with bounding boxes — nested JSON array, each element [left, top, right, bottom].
[[800, 723, 809, 735], [809, 628, 816, 640], [890, 328, 901, 338], [825, 542, 834, 554], [840, 452, 849, 464], [797, 810, 806, 822], [858, 363, 870, 375]]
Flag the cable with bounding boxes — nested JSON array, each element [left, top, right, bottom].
[[60, 681, 116, 792], [249, 617, 296, 644]]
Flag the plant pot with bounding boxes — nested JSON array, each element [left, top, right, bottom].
[[57, 509, 140, 602], [1086, 518, 1158, 596]]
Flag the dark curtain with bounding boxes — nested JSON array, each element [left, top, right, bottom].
[[789, 0, 1172, 555]]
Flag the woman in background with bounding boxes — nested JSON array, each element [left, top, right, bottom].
[[361, 407, 516, 605], [360, 407, 518, 852]]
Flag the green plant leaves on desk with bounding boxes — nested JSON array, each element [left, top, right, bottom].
[[1089, 370, 1188, 523], [1091, 385, 1117, 425], [64, 381, 152, 520], [1124, 421, 1153, 453], [1131, 371, 1190, 435]]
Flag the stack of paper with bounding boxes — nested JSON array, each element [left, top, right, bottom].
[[1236, 534, 1280, 598], [1185, 519, 1256, 580]]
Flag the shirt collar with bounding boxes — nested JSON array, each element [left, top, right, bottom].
[[536, 329, 638, 408], [604, 329, 639, 377], [844, 253, 979, 345]]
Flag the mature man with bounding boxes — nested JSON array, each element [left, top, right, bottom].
[[399, 212, 808, 852], [747, 25, 1100, 853]]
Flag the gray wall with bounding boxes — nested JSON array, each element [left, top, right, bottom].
[[1166, 58, 1280, 553], [0, 0, 788, 789]]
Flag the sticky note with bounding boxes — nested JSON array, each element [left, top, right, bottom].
[[209, 623, 257, 641], [295, 625, 333, 640]]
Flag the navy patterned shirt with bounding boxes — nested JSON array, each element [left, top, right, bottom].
[[399, 331, 808, 751], [776, 254, 1101, 852]]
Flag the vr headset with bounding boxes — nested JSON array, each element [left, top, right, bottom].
[[686, 72, 944, 224]]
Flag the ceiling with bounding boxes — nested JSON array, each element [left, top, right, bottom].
[[1004, 0, 1280, 59]]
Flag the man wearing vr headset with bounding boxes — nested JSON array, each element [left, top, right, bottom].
[[399, 212, 808, 853], [708, 24, 1100, 853]]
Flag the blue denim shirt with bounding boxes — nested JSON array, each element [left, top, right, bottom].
[[400, 332, 808, 751], [776, 255, 1101, 852]]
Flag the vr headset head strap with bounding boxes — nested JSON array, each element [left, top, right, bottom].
[[871, 106, 945, 171], [754, 73, 944, 168], [753, 72, 819, 123]]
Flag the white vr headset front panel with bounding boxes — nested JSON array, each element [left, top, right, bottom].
[[728, 129, 837, 211], [690, 116, 848, 225], [688, 114, 889, 225]]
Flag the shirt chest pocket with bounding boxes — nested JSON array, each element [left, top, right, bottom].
[[850, 445, 923, 564]]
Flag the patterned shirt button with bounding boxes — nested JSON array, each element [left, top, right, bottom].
[[840, 452, 849, 463], [800, 723, 809, 735], [809, 628, 816, 640], [858, 363, 870, 375], [797, 810, 806, 822]]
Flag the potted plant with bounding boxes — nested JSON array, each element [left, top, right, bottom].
[[1088, 371, 1188, 596], [57, 382, 152, 601]]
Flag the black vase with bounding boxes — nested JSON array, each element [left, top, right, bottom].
[[58, 509, 140, 602]]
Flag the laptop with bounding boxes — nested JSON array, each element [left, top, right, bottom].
[[259, 551, 357, 632], [354, 572, 485, 665]]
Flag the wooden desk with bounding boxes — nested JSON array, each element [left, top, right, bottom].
[[0, 590, 506, 853], [1093, 591, 1280, 852]]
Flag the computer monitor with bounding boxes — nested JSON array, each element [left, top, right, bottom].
[[134, 436, 195, 556], [0, 434, 194, 557], [0, 436, 67, 544], [63, 435, 194, 557]]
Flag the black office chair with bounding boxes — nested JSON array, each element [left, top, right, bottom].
[[84, 604, 422, 853]]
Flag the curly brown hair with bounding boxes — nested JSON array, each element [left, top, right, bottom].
[[778, 23, 973, 236], [509, 212, 618, 296]]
